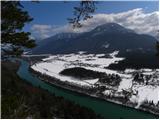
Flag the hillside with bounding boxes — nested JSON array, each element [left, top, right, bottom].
[[31, 23, 158, 69], [32, 23, 157, 55], [1, 61, 102, 119]]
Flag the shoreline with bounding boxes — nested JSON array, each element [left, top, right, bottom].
[[29, 67, 159, 116]]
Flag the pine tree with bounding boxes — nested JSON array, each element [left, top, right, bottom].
[[1, 1, 36, 56]]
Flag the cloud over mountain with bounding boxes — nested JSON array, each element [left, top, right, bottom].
[[31, 8, 159, 39]]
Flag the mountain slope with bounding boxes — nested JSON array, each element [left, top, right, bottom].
[[34, 33, 80, 54], [32, 23, 157, 55]]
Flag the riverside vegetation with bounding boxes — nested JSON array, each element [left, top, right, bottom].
[[1, 60, 102, 119]]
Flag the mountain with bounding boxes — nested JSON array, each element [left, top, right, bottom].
[[31, 23, 158, 69], [32, 23, 157, 54], [34, 32, 80, 53]]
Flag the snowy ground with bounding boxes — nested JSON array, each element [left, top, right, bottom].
[[31, 51, 159, 109]]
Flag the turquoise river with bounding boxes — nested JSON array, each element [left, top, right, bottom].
[[17, 60, 158, 119]]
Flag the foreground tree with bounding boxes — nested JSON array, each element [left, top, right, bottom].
[[1, 1, 36, 56], [68, 1, 96, 28]]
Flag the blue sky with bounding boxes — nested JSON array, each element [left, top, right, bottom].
[[21, 1, 159, 39]]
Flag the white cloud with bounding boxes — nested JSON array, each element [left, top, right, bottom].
[[31, 24, 53, 39], [31, 8, 159, 39], [78, 8, 159, 37], [31, 24, 76, 39]]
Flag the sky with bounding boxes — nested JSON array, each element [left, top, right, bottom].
[[21, 1, 159, 40]]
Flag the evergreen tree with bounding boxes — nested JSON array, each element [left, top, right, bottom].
[[1, 1, 36, 56]]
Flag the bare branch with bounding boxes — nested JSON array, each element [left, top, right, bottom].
[[68, 1, 97, 28]]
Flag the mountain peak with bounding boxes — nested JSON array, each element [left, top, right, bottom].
[[93, 23, 135, 34], [53, 32, 80, 39]]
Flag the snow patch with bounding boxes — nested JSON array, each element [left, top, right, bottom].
[[103, 44, 110, 48], [130, 85, 159, 107], [84, 79, 99, 84], [118, 78, 133, 91], [32, 51, 124, 88], [31, 51, 159, 109]]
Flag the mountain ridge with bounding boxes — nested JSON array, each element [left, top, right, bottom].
[[32, 22, 157, 55]]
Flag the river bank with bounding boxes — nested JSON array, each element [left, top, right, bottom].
[[29, 66, 159, 116], [17, 59, 159, 118], [1, 60, 102, 118]]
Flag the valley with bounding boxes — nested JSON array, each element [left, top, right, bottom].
[[26, 51, 159, 115], [2, 1, 159, 119]]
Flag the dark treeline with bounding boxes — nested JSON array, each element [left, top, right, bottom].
[[59, 67, 106, 79], [60, 67, 121, 86]]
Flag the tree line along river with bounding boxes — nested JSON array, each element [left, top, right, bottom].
[[17, 59, 158, 119]]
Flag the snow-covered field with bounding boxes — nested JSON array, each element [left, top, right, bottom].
[[31, 51, 159, 109]]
